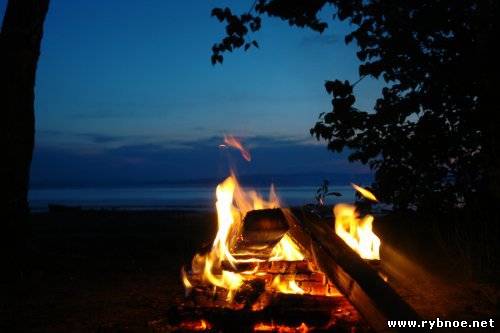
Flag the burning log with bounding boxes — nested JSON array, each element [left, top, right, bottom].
[[187, 279, 266, 310], [220, 259, 311, 273], [231, 208, 289, 259], [185, 259, 341, 299], [155, 293, 366, 332], [185, 261, 313, 307], [287, 208, 421, 333], [171, 174, 420, 332]]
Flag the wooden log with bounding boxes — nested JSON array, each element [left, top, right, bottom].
[[255, 260, 312, 274], [231, 208, 289, 259], [159, 293, 366, 332], [286, 208, 421, 333], [186, 267, 340, 299]]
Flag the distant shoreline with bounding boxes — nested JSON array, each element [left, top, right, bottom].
[[29, 172, 373, 189], [28, 184, 357, 213], [32, 204, 215, 213]]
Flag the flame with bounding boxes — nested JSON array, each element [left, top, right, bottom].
[[270, 234, 304, 261], [182, 171, 382, 305], [254, 322, 309, 332], [213, 176, 239, 265], [224, 135, 252, 161], [179, 319, 212, 331], [200, 320, 209, 330], [334, 203, 381, 260], [296, 323, 309, 333], [351, 183, 378, 202], [271, 276, 304, 294], [185, 172, 306, 300], [180, 266, 192, 296]]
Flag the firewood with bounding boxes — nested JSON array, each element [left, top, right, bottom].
[[231, 208, 289, 259], [256, 260, 312, 274], [233, 279, 266, 309], [162, 293, 366, 332], [286, 208, 421, 333]]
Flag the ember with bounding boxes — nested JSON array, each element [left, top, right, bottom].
[[223, 135, 252, 161], [177, 319, 212, 331], [254, 322, 309, 332]]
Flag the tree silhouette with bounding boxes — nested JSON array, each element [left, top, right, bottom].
[[1, 0, 50, 223], [210, 0, 499, 214]]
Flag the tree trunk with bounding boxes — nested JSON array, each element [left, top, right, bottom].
[[0, 0, 50, 225]]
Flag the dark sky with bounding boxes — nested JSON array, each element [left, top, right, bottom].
[[1, 0, 381, 186]]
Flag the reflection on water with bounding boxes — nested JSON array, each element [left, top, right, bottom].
[[29, 185, 355, 212]]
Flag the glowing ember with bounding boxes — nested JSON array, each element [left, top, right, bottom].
[[254, 322, 310, 332], [333, 184, 381, 260], [223, 135, 252, 161], [178, 319, 212, 331]]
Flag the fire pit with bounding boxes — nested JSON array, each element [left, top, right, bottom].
[[150, 173, 419, 332]]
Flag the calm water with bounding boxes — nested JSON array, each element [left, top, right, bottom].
[[29, 185, 356, 212]]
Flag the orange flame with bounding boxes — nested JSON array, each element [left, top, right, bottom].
[[269, 234, 304, 261], [180, 266, 192, 296], [271, 276, 304, 294], [224, 135, 252, 161], [333, 183, 381, 260], [179, 319, 212, 331], [254, 322, 309, 332], [334, 204, 380, 260], [185, 173, 306, 299], [351, 183, 378, 202]]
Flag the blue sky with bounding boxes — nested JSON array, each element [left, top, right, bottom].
[[1, 0, 382, 186]]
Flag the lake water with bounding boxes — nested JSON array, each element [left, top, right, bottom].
[[29, 185, 356, 212]]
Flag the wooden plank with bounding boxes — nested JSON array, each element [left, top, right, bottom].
[[286, 208, 421, 333]]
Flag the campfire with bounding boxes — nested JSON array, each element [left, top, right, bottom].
[[146, 136, 422, 332], [153, 170, 385, 332]]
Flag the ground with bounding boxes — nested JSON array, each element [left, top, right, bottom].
[[1, 210, 499, 332], [2, 211, 216, 332]]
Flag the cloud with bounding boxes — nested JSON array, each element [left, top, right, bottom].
[[37, 129, 154, 148], [80, 133, 124, 144], [30, 133, 370, 188]]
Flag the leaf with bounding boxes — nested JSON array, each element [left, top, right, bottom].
[[211, 54, 223, 65], [211, 8, 225, 22], [345, 33, 354, 44], [324, 81, 334, 94]]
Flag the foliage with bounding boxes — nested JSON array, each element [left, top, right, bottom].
[[210, 0, 499, 213], [315, 179, 341, 206]]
